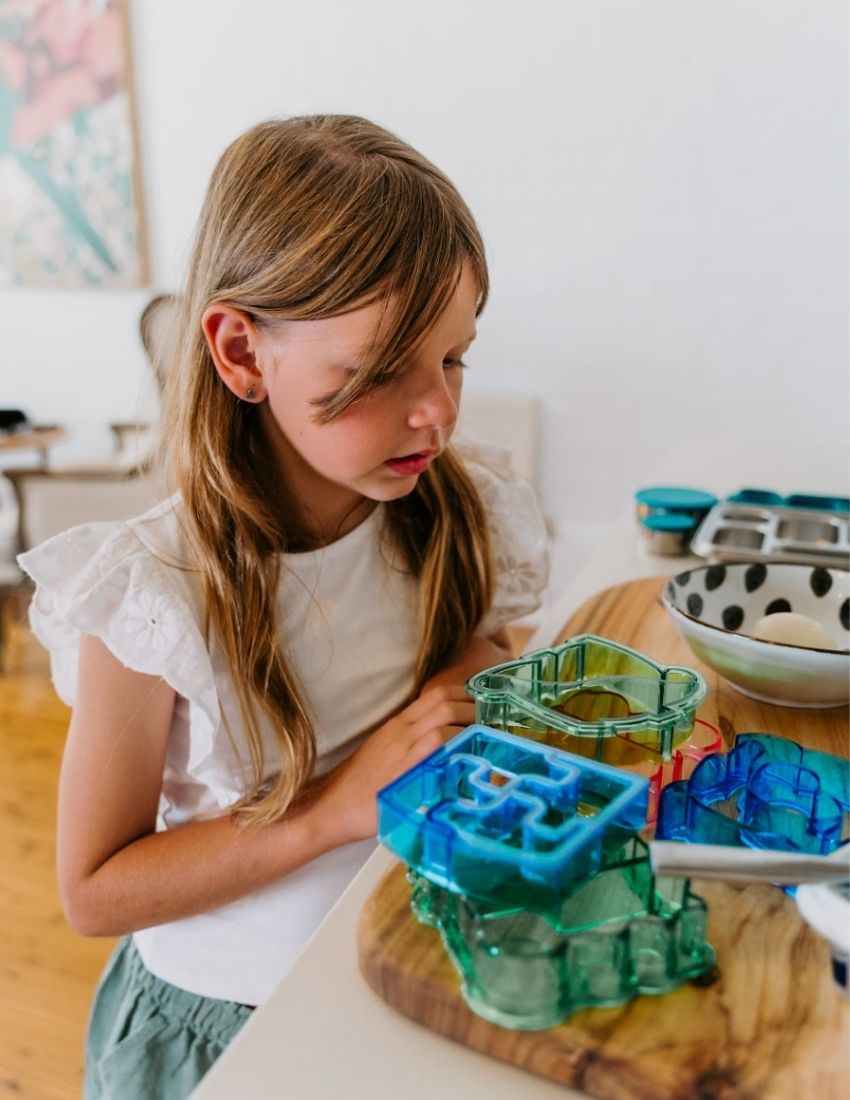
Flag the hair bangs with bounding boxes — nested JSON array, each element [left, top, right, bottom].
[[312, 194, 484, 421]]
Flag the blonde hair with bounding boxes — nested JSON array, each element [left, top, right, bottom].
[[161, 115, 493, 824]]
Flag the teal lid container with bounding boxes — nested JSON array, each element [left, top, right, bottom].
[[641, 513, 697, 532], [635, 487, 718, 514], [635, 487, 718, 555]]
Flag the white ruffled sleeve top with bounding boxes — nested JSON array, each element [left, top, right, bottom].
[[17, 439, 549, 1006]]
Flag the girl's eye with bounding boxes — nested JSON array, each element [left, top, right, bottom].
[[444, 358, 468, 370]]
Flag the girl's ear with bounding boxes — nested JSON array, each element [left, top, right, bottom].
[[202, 305, 266, 402]]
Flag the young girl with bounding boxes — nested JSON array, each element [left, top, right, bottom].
[[20, 114, 548, 1099]]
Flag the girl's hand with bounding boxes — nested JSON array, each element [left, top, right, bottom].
[[311, 684, 475, 845]]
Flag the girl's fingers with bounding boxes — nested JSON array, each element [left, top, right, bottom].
[[365, 686, 474, 775], [402, 684, 471, 723], [402, 722, 467, 771], [408, 700, 475, 742], [404, 729, 442, 766]]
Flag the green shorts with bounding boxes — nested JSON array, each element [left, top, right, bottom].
[[84, 937, 253, 1100]]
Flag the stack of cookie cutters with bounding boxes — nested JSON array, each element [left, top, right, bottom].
[[466, 634, 718, 822], [377, 724, 717, 1030]]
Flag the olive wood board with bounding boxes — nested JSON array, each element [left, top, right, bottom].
[[358, 576, 850, 1100]]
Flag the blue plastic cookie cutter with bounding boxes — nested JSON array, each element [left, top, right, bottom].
[[377, 724, 649, 908], [656, 733, 850, 855]]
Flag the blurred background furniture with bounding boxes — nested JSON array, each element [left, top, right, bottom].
[[4, 466, 159, 553], [0, 294, 179, 668], [0, 424, 67, 469], [0, 463, 160, 671], [46, 291, 180, 476], [108, 420, 155, 455], [138, 291, 181, 396]]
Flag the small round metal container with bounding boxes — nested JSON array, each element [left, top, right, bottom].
[[640, 513, 696, 556], [635, 487, 717, 556]]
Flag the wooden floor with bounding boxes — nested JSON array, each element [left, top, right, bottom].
[[0, 597, 115, 1100]]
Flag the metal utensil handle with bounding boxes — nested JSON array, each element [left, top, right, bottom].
[[649, 840, 850, 885]]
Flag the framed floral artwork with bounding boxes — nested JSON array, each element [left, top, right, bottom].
[[0, 0, 147, 288]]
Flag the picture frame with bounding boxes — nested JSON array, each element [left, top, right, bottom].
[[0, 0, 148, 288]]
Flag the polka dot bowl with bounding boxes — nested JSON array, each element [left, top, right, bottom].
[[662, 563, 849, 708]]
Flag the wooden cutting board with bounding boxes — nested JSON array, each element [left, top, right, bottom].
[[358, 576, 850, 1100]]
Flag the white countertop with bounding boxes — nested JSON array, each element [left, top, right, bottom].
[[193, 845, 573, 1100]]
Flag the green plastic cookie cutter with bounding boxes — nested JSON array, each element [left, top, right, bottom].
[[467, 634, 707, 767]]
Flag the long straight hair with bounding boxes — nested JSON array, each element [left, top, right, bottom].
[[161, 116, 493, 824]]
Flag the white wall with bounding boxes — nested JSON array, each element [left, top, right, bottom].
[[2, 0, 847, 585]]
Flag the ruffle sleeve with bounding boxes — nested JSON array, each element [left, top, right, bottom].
[[455, 437, 551, 635], [17, 520, 221, 775]]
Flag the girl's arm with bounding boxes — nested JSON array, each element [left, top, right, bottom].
[[58, 634, 472, 936]]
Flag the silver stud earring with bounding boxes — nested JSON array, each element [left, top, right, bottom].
[[244, 386, 257, 401]]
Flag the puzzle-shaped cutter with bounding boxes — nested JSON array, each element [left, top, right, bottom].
[[466, 634, 708, 764], [656, 733, 850, 854], [378, 725, 648, 908], [409, 835, 716, 1030]]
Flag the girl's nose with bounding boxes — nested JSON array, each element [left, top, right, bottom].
[[406, 367, 459, 431]]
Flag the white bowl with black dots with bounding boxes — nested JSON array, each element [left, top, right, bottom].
[[662, 563, 849, 708]]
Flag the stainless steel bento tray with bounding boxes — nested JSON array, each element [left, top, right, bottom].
[[691, 502, 850, 570]]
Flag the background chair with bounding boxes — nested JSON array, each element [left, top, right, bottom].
[[0, 461, 161, 671], [4, 466, 159, 553], [0, 293, 180, 667]]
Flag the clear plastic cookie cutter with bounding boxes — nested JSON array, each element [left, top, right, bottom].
[[466, 634, 707, 766], [409, 835, 716, 1030]]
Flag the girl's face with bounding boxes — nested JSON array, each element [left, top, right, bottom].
[[250, 262, 479, 537]]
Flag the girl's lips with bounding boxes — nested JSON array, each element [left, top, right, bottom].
[[384, 452, 434, 476]]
